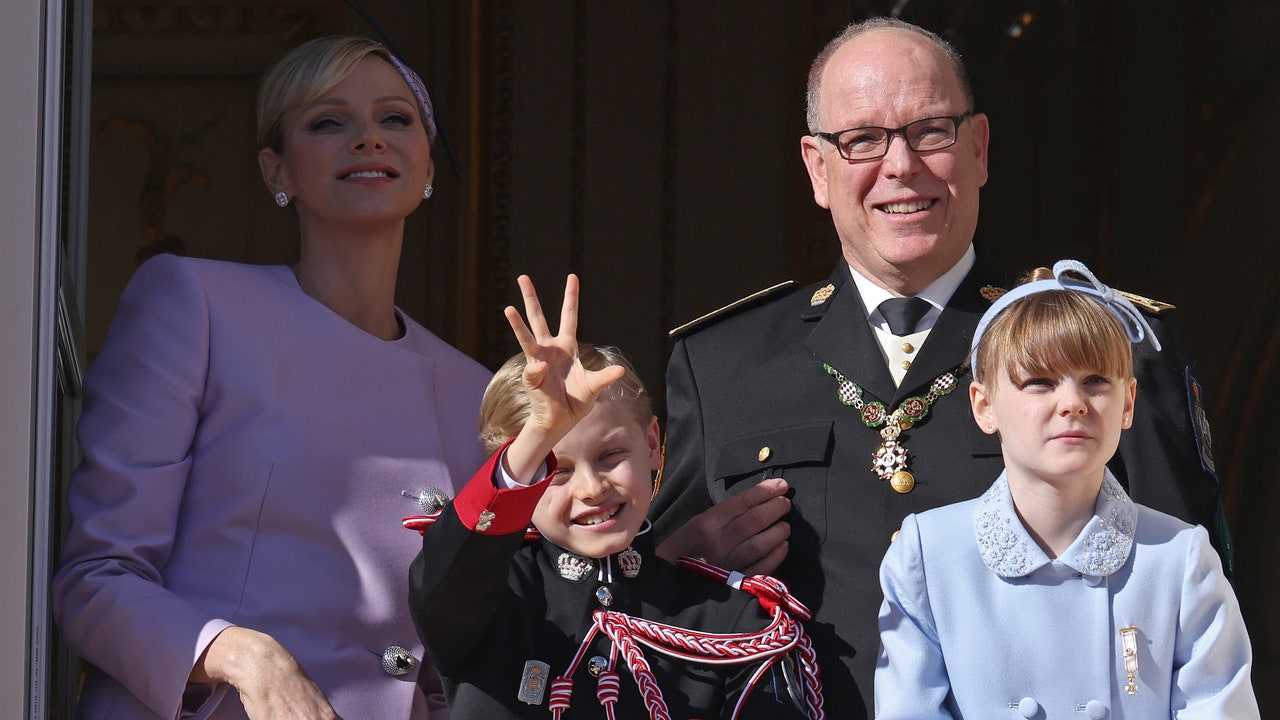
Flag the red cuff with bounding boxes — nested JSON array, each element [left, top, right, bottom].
[[453, 439, 558, 535]]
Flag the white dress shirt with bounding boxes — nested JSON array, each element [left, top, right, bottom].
[[847, 245, 975, 385]]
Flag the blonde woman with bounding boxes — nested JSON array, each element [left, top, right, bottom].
[[52, 36, 487, 719]]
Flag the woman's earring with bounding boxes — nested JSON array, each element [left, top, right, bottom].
[[423, 184, 434, 199], [986, 424, 995, 433], [274, 191, 289, 207]]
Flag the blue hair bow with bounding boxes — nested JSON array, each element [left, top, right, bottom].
[[970, 259, 1161, 371]]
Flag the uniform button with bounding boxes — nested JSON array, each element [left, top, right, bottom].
[[890, 530, 900, 542], [1085, 699, 1108, 718], [757, 446, 771, 462], [901, 342, 915, 354], [587, 655, 609, 677], [381, 646, 416, 676], [476, 510, 496, 532], [901, 360, 912, 370], [596, 586, 614, 607], [1016, 696, 1039, 718]]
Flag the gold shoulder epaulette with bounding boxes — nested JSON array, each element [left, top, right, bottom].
[[669, 281, 796, 338], [1116, 289, 1176, 313]]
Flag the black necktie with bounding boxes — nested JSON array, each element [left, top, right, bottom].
[[879, 297, 931, 336]]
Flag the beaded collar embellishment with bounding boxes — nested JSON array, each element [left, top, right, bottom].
[[974, 473, 1136, 578]]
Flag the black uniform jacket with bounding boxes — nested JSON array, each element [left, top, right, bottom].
[[409, 450, 810, 720], [649, 254, 1223, 719]]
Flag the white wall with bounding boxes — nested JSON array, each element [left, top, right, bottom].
[[1, 0, 47, 716]]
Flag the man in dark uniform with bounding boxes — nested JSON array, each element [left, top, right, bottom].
[[648, 17, 1225, 719]]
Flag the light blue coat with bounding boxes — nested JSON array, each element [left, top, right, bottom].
[[876, 471, 1257, 719]]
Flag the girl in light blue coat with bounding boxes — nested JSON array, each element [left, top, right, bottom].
[[875, 260, 1257, 719]]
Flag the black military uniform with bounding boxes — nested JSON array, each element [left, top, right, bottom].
[[649, 254, 1224, 719], [409, 450, 813, 720]]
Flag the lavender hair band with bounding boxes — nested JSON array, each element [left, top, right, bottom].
[[970, 259, 1162, 371], [385, 52, 437, 146]]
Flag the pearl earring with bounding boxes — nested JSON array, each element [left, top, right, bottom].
[[986, 424, 995, 433], [423, 184, 434, 199], [274, 191, 289, 207]]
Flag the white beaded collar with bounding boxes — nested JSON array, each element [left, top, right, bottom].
[[974, 471, 1137, 578]]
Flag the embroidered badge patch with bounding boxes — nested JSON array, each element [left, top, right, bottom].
[[518, 660, 550, 704], [1185, 368, 1218, 480]]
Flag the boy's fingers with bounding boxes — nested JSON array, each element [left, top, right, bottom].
[[558, 274, 580, 341], [522, 358, 548, 389], [504, 306, 537, 354], [586, 365, 626, 396], [516, 274, 550, 339]]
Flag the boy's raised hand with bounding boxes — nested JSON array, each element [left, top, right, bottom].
[[501, 274, 625, 483]]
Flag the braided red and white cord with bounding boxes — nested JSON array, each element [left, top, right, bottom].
[[547, 557, 824, 720]]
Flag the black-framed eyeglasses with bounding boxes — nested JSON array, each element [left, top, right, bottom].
[[815, 112, 973, 161]]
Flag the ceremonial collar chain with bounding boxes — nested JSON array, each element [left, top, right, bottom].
[[823, 363, 961, 493]]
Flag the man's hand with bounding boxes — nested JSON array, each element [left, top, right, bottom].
[[655, 477, 792, 575]]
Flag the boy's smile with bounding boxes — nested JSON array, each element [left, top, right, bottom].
[[573, 504, 621, 527]]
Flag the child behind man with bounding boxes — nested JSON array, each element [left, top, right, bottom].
[[874, 260, 1257, 719], [408, 275, 819, 720]]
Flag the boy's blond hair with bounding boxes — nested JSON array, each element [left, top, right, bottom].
[[972, 285, 1134, 389], [479, 344, 652, 454]]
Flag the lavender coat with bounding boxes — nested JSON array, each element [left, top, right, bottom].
[[52, 255, 490, 719]]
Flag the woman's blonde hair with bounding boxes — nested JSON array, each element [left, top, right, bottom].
[[257, 35, 409, 153], [972, 286, 1134, 389], [479, 345, 652, 455]]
